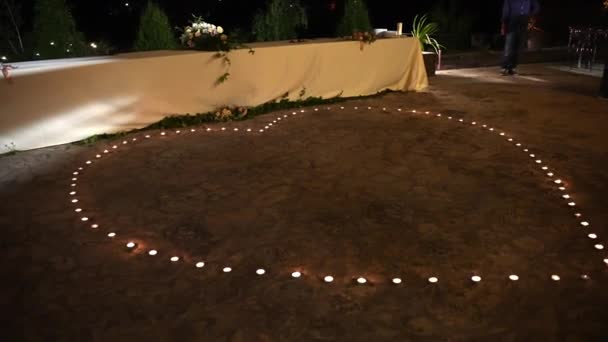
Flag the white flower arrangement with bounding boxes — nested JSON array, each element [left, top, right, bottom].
[[180, 16, 224, 48]]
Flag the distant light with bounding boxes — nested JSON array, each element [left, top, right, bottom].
[[124, 2, 129, 6], [1, 56, 7, 61], [90, 42, 98, 49], [50, 41, 55, 46]]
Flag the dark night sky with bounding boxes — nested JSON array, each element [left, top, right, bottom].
[[16, 0, 608, 50]]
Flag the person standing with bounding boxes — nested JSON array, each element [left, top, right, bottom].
[[501, 0, 540, 75]]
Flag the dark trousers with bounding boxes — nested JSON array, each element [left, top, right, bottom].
[[502, 16, 529, 70]]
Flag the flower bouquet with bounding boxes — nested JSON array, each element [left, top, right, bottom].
[[350, 31, 377, 50], [179, 16, 229, 52]]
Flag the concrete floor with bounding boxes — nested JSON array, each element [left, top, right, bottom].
[[1, 64, 607, 341]]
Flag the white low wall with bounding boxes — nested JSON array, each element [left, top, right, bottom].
[[0, 38, 428, 151]]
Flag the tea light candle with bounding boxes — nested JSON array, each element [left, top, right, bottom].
[[196, 262, 205, 268], [397, 22, 403, 35], [223, 267, 232, 273], [291, 271, 302, 278], [324, 275, 334, 283], [256, 269, 266, 275], [148, 249, 158, 256], [471, 275, 482, 282], [392, 278, 402, 284], [551, 275, 560, 281], [356, 277, 367, 284], [428, 277, 438, 283], [509, 274, 519, 281], [170, 256, 180, 262]]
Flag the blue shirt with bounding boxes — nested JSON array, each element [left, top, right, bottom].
[[502, 0, 540, 21]]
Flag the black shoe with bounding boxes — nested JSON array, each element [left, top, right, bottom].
[[508, 69, 517, 75], [501, 68, 509, 76]]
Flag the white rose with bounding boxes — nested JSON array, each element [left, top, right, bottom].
[[202, 28, 209, 34], [186, 28, 192, 33], [202, 23, 209, 28], [192, 23, 199, 29], [211, 25, 216, 30], [195, 30, 201, 37]]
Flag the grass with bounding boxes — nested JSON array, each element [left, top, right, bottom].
[[74, 90, 398, 145]]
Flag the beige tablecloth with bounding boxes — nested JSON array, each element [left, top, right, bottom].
[[0, 37, 428, 150]]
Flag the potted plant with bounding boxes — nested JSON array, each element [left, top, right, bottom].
[[412, 14, 444, 76]]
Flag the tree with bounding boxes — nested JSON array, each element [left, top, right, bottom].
[[0, 0, 25, 57], [134, 2, 177, 51], [337, 0, 372, 37], [252, 0, 308, 42], [431, 0, 473, 50], [32, 0, 87, 59]]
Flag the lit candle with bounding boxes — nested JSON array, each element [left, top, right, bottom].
[[71, 199, 78, 203], [256, 269, 266, 275], [145, 135, 150, 138], [588, 233, 597, 239], [604, 259, 608, 265], [86, 161, 92, 164], [223, 267, 232, 273], [392, 278, 402, 284], [554, 179, 562, 184], [171, 256, 180, 262], [70, 191, 76, 195], [551, 275, 560, 281], [191, 129, 196, 132], [356, 277, 367, 284], [471, 275, 482, 282], [428, 277, 438, 283], [108, 232, 116, 237], [148, 249, 157, 256], [176, 130, 181, 134], [397, 22, 403, 35], [73, 172, 79, 175], [161, 132, 166, 136], [126, 242, 136, 249], [81, 217, 89, 222], [324, 275, 334, 283], [581, 221, 589, 226], [91, 224, 98, 229], [562, 194, 570, 199], [581, 274, 590, 280], [595, 244, 604, 250], [196, 262, 205, 268], [291, 271, 302, 278], [509, 274, 519, 281], [568, 202, 576, 207], [75, 208, 82, 212]]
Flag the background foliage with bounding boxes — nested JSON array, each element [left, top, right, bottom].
[[252, 0, 307, 42], [134, 2, 177, 51], [31, 0, 87, 58], [337, 0, 372, 36]]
